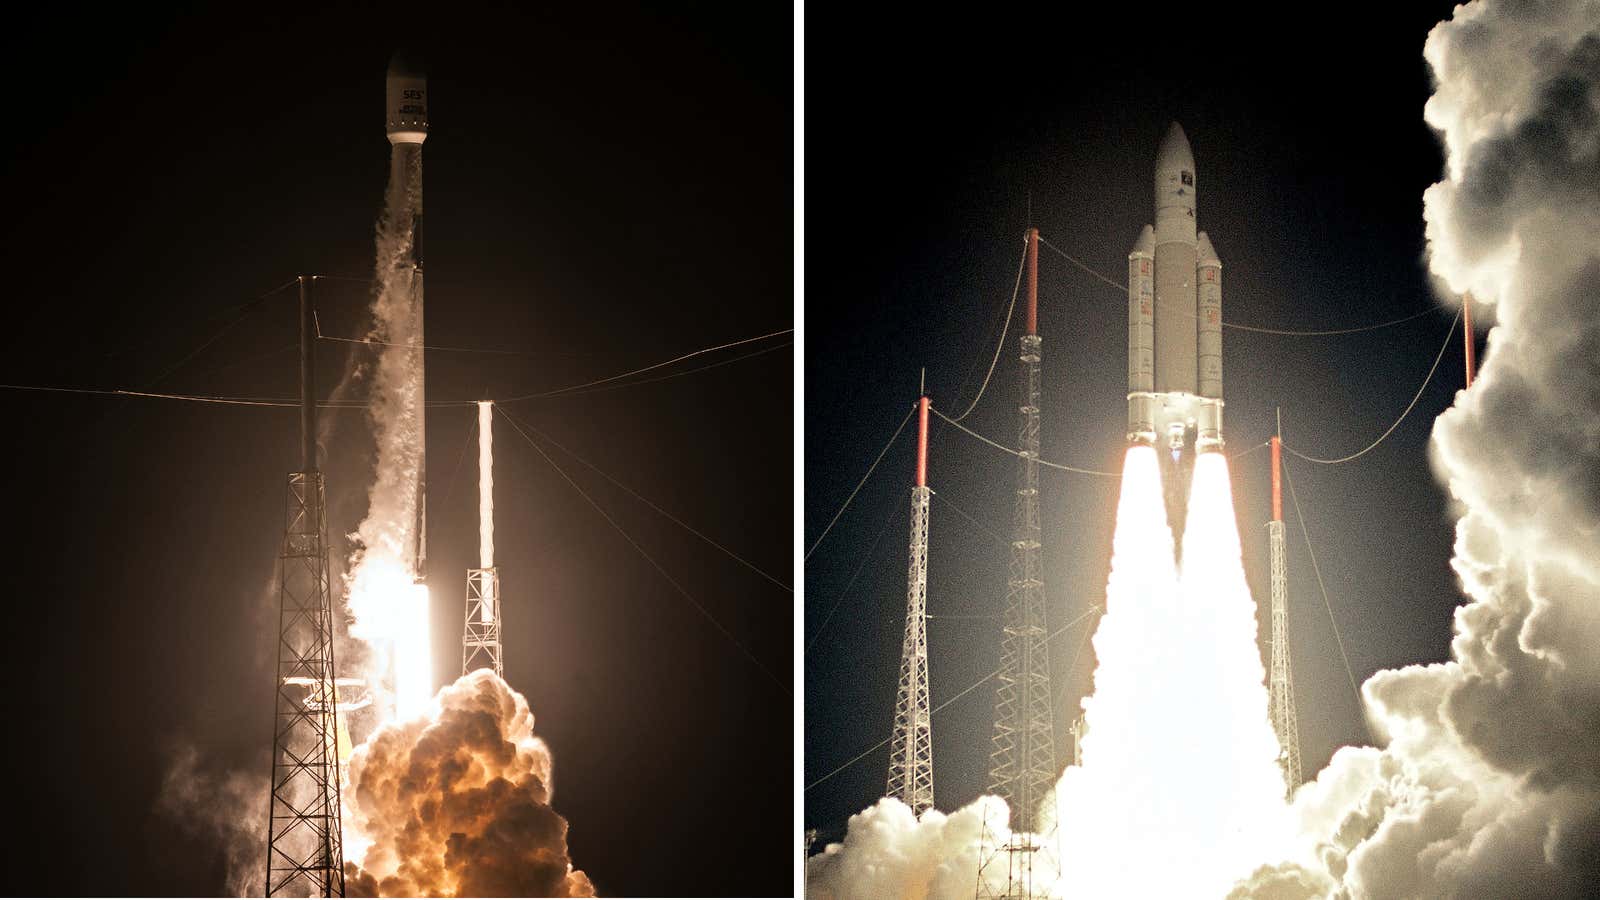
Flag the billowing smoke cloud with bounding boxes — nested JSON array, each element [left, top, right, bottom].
[[343, 669, 595, 897], [1251, 2, 1600, 895]]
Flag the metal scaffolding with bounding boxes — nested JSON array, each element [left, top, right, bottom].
[[887, 396, 935, 815], [265, 276, 345, 897], [462, 567, 504, 678], [978, 229, 1059, 899], [1268, 428, 1302, 792]]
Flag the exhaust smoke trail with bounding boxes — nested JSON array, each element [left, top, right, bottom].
[[810, 447, 1295, 898], [345, 141, 430, 723]]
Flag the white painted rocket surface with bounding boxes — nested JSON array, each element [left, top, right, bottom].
[[1127, 123, 1223, 533]]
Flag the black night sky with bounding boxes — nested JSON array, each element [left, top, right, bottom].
[[804, 2, 1470, 846], [1, 4, 789, 897]]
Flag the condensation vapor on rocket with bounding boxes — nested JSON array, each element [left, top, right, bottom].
[[345, 51, 433, 724]]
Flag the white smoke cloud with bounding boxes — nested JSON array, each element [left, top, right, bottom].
[[1264, 2, 1600, 896], [343, 669, 595, 897], [155, 744, 269, 897]]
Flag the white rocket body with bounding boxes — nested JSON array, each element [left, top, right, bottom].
[[1128, 122, 1223, 454]]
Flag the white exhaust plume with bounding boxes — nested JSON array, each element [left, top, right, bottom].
[[343, 669, 595, 897], [1235, 2, 1600, 895], [809, 447, 1295, 897]]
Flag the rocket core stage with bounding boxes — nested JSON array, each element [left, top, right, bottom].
[[1127, 123, 1224, 537]]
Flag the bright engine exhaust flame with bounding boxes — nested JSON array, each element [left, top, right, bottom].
[[1043, 448, 1290, 894], [810, 445, 1298, 898]]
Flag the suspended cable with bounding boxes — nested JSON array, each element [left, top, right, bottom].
[[805, 603, 1103, 792], [502, 409, 791, 592], [495, 406, 788, 693], [501, 327, 792, 402], [930, 490, 1009, 547], [541, 341, 791, 399], [805, 498, 903, 654], [1036, 233, 1440, 336], [948, 236, 1028, 422], [1281, 456, 1368, 731], [931, 406, 1117, 476], [315, 321, 523, 355], [141, 278, 300, 388], [438, 410, 480, 513], [1283, 307, 1460, 465], [1036, 235, 1126, 293], [805, 404, 916, 562]]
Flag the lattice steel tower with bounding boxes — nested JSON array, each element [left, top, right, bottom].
[[978, 229, 1059, 899], [1268, 422, 1302, 792], [463, 401, 504, 677], [265, 276, 346, 897], [886, 394, 935, 815]]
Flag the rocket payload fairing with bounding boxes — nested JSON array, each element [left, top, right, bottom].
[[386, 52, 429, 579], [1127, 123, 1223, 531]]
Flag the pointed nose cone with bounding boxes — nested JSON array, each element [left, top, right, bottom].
[[1197, 231, 1220, 266], [1132, 223, 1155, 257], [1156, 121, 1194, 172]]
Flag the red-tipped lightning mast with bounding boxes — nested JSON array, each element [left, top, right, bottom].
[[887, 384, 935, 814], [1462, 295, 1477, 387], [915, 394, 930, 487]]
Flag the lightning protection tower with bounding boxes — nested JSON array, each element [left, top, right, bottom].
[[463, 400, 504, 677], [978, 228, 1059, 900], [1268, 415, 1302, 792], [886, 393, 935, 816], [265, 276, 346, 897]]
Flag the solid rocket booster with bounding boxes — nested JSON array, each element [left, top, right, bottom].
[[1128, 122, 1224, 454], [387, 52, 429, 579]]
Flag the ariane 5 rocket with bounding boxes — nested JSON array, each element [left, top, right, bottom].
[[1127, 123, 1223, 534]]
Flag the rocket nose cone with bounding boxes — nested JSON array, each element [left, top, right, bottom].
[[1157, 121, 1194, 170], [387, 48, 425, 79]]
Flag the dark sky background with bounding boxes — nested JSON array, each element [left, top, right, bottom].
[[0, 3, 789, 897], [804, 3, 1472, 844]]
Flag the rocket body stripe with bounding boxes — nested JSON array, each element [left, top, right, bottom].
[[915, 396, 930, 488]]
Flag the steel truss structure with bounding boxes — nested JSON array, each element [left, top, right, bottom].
[[1268, 435, 1302, 792], [462, 566, 504, 677], [887, 480, 935, 815], [265, 469, 346, 897], [978, 231, 1060, 899]]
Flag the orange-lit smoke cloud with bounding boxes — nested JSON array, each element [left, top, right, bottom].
[[343, 669, 594, 897]]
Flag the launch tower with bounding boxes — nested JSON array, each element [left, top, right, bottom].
[[886, 395, 935, 815], [264, 276, 346, 897], [977, 229, 1060, 899]]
